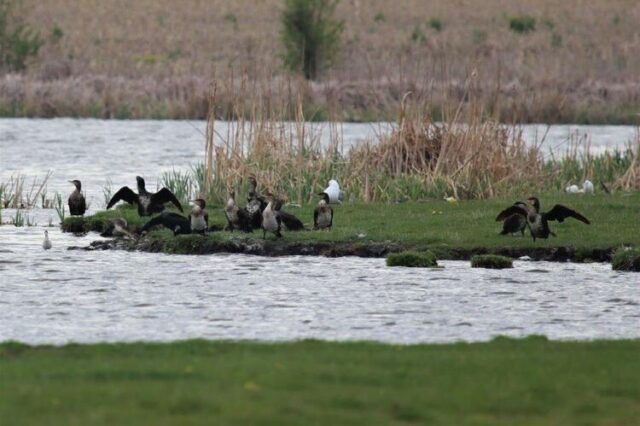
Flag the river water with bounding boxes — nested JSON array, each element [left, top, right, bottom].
[[1, 119, 639, 344]]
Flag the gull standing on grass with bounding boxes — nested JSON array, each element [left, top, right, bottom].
[[323, 179, 344, 204], [42, 230, 52, 250]]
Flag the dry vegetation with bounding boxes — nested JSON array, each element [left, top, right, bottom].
[[2, 0, 639, 122], [189, 77, 640, 204]]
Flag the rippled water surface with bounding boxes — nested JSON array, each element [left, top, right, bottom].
[[1, 226, 638, 345], [1, 119, 639, 344]]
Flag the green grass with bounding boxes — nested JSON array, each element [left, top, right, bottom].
[[386, 250, 437, 267], [66, 193, 640, 257], [1, 337, 640, 425], [471, 254, 513, 269], [611, 247, 640, 272]]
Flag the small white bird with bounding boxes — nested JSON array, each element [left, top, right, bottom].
[[565, 184, 580, 194], [42, 230, 52, 250], [323, 179, 344, 204], [444, 196, 458, 203], [582, 180, 594, 194]]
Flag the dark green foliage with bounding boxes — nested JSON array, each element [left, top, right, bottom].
[[410, 25, 426, 43], [50, 24, 63, 42], [223, 12, 238, 30], [280, 0, 344, 80], [0, 0, 44, 72], [386, 250, 437, 267], [611, 247, 640, 272], [373, 12, 385, 23], [550, 32, 562, 48], [509, 15, 536, 34], [471, 254, 513, 269], [428, 18, 443, 32]]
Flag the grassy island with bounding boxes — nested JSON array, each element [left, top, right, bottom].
[[62, 193, 640, 261]]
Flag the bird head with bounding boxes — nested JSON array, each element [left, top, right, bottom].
[[68, 180, 82, 190], [318, 192, 330, 203], [135, 176, 145, 190], [191, 198, 206, 209], [526, 197, 540, 211]]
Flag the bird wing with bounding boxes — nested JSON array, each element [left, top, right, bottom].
[[151, 188, 184, 212], [495, 205, 528, 221], [107, 186, 138, 209], [141, 212, 189, 233], [544, 204, 590, 224], [279, 211, 304, 231]]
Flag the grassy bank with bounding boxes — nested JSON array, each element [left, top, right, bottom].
[[64, 193, 640, 260], [4, 0, 640, 122], [1, 337, 639, 425]]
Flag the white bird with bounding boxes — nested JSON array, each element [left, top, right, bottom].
[[582, 180, 594, 194], [42, 230, 52, 250], [565, 184, 580, 194], [323, 179, 344, 204]]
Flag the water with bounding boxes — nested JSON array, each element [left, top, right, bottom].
[[1, 119, 637, 211], [1, 119, 639, 345], [0, 226, 638, 345]]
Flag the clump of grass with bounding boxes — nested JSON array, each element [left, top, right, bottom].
[[471, 254, 513, 269], [428, 18, 443, 32], [161, 169, 197, 205], [410, 25, 426, 43], [0, 172, 52, 208], [611, 247, 640, 272], [373, 12, 385, 23], [11, 209, 35, 227], [509, 15, 536, 34], [53, 192, 65, 222], [386, 251, 437, 267], [102, 179, 113, 209]]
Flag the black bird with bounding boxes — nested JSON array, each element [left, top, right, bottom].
[[68, 179, 87, 216], [140, 199, 208, 235], [274, 199, 304, 231], [496, 201, 528, 236], [495, 197, 590, 241], [106, 176, 183, 216], [245, 176, 267, 230], [225, 189, 252, 232], [313, 192, 333, 230]]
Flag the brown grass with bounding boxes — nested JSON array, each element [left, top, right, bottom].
[[3, 0, 639, 122]]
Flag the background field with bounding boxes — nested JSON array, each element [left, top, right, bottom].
[[4, 0, 640, 121]]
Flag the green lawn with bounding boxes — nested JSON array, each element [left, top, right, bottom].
[[67, 193, 640, 254], [1, 338, 639, 425]]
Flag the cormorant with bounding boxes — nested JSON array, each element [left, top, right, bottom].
[[225, 189, 252, 232], [245, 176, 267, 229], [323, 179, 344, 204], [42, 230, 52, 250], [313, 192, 333, 230], [495, 197, 590, 241], [140, 199, 209, 235], [274, 199, 304, 231], [261, 194, 282, 239], [68, 180, 87, 216], [106, 176, 183, 216], [496, 201, 528, 236], [100, 218, 133, 238]]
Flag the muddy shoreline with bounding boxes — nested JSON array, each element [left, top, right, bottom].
[[69, 235, 616, 263]]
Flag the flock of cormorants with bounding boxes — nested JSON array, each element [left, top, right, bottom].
[[66, 175, 334, 239], [62, 175, 592, 245]]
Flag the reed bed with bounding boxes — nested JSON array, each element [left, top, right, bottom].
[[193, 82, 640, 203], [0, 172, 52, 208]]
